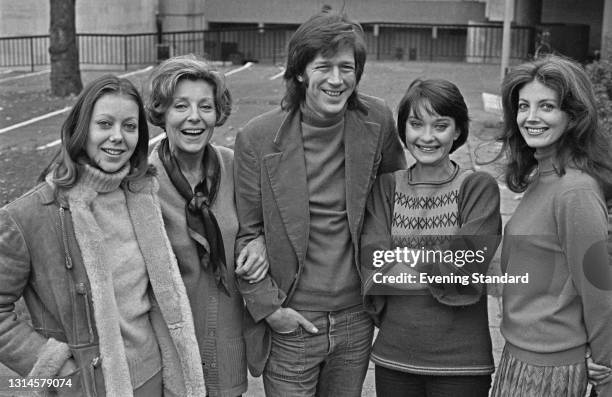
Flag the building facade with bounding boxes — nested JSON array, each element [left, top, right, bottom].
[[0, 0, 610, 61]]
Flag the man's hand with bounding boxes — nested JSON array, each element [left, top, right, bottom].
[[236, 236, 269, 283], [265, 307, 318, 334]]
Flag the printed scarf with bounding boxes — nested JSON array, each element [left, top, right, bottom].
[[158, 138, 230, 295]]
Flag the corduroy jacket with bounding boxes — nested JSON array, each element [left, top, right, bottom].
[[233, 94, 407, 376]]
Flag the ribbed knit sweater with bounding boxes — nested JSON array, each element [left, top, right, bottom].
[[289, 106, 361, 311], [73, 164, 161, 389], [500, 148, 612, 394], [362, 164, 501, 375]]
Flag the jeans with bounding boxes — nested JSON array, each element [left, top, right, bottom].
[[375, 365, 491, 397], [263, 305, 374, 397]]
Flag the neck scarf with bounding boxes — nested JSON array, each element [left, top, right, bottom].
[[158, 139, 230, 296]]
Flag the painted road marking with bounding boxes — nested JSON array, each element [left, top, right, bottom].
[[226, 62, 253, 76], [269, 67, 285, 80], [3, 107, 72, 140], [2, 66, 154, 138], [33, 63, 253, 150], [149, 132, 166, 147], [0, 69, 50, 84], [120, 65, 153, 78]]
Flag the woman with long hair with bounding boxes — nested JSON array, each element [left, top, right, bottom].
[[491, 54, 612, 397], [0, 75, 205, 396]]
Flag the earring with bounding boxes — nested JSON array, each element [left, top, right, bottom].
[[297, 76, 303, 82]]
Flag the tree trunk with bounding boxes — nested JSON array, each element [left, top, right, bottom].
[[49, 0, 82, 97]]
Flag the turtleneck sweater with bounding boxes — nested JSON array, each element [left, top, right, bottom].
[[74, 164, 162, 389], [500, 146, 612, 374], [289, 105, 361, 311]]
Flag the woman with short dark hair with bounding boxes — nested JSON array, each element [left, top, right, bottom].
[[361, 78, 501, 397]]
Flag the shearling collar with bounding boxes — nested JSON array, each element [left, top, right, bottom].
[[64, 175, 205, 396]]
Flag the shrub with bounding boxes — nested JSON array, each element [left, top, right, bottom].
[[585, 60, 612, 136]]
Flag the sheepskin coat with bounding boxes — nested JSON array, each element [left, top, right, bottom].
[[0, 175, 206, 397]]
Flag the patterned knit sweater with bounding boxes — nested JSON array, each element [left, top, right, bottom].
[[361, 163, 501, 375]]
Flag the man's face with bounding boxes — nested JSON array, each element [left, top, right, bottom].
[[302, 46, 357, 119]]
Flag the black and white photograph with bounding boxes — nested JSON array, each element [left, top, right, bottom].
[[1, 0, 611, 396]]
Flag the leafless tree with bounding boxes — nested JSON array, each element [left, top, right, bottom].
[[49, 0, 82, 96]]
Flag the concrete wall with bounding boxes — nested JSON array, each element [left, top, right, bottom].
[[0, 0, 48, 36], [0, 0, 493, 37], [204, 0, 487, 25], [485, 0, 505, 21], [483, 0, 602, 55], [160, 0, 207, 32], [0, 0, 157, 36]]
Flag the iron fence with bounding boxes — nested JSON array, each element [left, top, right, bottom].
[[0, 24, 534, 70]]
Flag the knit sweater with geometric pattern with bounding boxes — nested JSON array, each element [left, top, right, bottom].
[[362, 163, 501, 375]]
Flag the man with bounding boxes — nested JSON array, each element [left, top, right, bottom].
[[233, 12, 406, 396]]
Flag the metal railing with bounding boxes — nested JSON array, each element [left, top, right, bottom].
[[0, 24, 535, 70]]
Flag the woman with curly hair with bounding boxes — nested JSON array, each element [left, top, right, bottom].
[[146, 55, 268, 397]]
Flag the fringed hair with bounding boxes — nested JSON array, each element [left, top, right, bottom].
[[281, 12, 367, 113], [397, 78, 470, 153]]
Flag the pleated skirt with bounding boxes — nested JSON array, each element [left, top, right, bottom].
[[491, 345, 588, 397]]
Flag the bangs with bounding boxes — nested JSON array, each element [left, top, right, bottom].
[[408, 98, 440, 120]]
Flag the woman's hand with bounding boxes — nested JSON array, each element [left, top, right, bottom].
[[57, 357, 78, 377], [235, 235, 269, 283], [587, 351, 612, 390]]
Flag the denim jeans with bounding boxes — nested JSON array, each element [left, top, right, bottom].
[[263, 305, 374, 397], [375, 365, 491, 397]]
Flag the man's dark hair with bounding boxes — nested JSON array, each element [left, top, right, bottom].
[[281, 12, 367, 112]]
